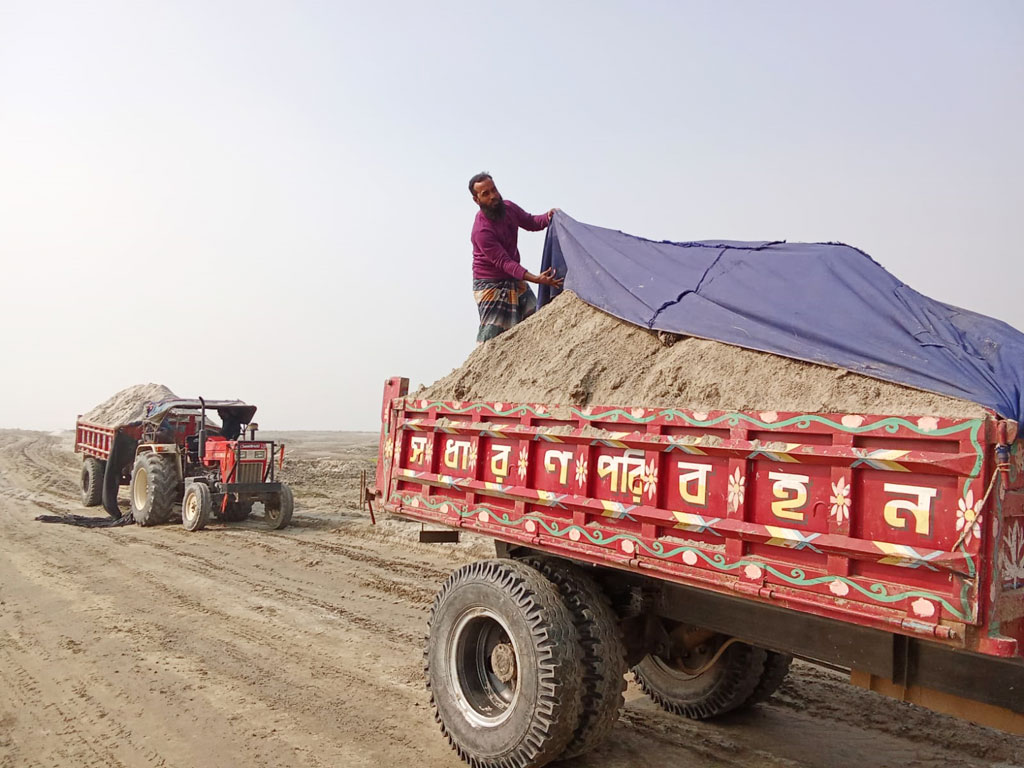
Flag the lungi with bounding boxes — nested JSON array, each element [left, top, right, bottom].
[[473, 279, 537, 343]]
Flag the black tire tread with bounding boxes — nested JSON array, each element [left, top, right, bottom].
[[265, 483, 293, 529], [182, 483, 212, 532], [80, 457, 105, 507], [425, 558, 583, 768], [746, 651, 793, 706], [518, 556, 626, 758], [219, 498, 252, 522], [633, 641, 767, 720], [131, 452, 177, 526]]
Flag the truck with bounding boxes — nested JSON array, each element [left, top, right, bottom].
[[375, 376, 1024, 768], [75, 398, 292, 531]]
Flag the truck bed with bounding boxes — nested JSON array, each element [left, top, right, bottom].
[[377, 377, 1024, 661]]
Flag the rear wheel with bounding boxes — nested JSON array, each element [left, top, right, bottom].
[[265, 483, 293, 529], [747, 651, 793, 705], [181, 483, 212, 532], [426, 559, 583, 768], [633, 631, 767, 720], [80, 457, 105, 507], [130, 452, 177, 526], [518, 556, 626, 758]]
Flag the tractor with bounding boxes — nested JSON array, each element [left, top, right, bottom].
[[126, 398, 292, 531]]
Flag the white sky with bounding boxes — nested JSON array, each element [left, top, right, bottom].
[[1, 1, 1021, 431]]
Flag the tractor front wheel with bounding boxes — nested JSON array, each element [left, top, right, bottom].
[[181, 483, 212, 532], [265, 484, 293, 529]]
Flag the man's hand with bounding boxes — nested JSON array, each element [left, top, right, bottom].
[[534, 267, 564, 289], [546, 207, 561, 223]]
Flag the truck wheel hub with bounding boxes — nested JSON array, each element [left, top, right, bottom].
[[491, 643, 516, 683]]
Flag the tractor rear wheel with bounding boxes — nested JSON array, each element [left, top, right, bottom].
[[633, 635, 767, 720], [80, 457, 105, 507], [425, 559, 583, 768], [181, 483, 212, 532], [265, 484, 293, 529], [130, 452, 177, 526]]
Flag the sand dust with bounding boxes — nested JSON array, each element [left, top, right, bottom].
[[80, 383, 178, 426], [420, 292, 987, 419]]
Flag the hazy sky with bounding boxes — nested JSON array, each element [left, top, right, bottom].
[[1, 1, 1021, 431]]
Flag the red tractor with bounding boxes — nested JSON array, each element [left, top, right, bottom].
[[125, 398, 292, 531]]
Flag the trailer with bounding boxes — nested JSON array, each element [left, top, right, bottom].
[[74, 398, 291, 530], [375, 376, 1024, 768]]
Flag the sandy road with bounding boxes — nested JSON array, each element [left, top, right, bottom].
[[1, 429, 1021, 768]]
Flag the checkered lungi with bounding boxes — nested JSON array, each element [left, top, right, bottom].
[[473, 279, 537, 343]]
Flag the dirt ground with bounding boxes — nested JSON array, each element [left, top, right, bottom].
[[1, 429, 1021, 768]]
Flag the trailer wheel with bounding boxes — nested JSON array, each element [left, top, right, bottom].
[[129, 452, 177, 526], [518, 556, 626, 758], [80, 457, 105, 507], [265, 483, 293, 529], [219, 497, 252, 522], [181, 483, 212, 532], [746, 651, 793, 706], [425, 559, 583, 768], [633, 634, 767, 720]]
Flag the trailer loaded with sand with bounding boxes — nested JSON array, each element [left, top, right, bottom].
[[75, 384, 292, 530], [375, 215, 1024, 768]]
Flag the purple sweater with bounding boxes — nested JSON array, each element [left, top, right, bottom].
[[471, 201, 551, 281]]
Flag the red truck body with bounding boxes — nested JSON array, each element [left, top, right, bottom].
[[74, 419, 136, 460], [377, 378, 1024, 679]]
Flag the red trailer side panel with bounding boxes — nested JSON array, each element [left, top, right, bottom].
[[378, 382, 1022, 659]]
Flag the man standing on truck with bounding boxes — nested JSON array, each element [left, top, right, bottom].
[[469, 172, 563, 342]]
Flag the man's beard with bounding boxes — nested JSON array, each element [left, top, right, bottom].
[[481, 198, 505, 221]]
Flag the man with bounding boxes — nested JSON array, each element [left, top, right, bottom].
[[469, 172, 563, 343]]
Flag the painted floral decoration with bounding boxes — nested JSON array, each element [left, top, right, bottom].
[[1002, 521, 1024, 588], [830, 477, 851, 525], [517, 446, 529, 481], [643, 461, 658, 501], [468, 444, 478, 472], [956, 489, 982, 546], [728, 468, 746, 513], [574, 455, 587, 488]]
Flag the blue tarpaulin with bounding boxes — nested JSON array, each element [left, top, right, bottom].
[[538, 212, 1024, 424]]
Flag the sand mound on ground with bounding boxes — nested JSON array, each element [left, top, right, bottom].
[[81, 383, 178, 427], [419, 292, 986, 418]]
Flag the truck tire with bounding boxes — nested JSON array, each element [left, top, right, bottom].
[[746, 651, 793, 705], [80, 457, 105, 507], [425, 559, 583, 768], [518, 556, 626, 758], [633, 638, 767, 720], [181, 483, 212, 532], [219, 497, 252, 522], [265, 484, 293, 529], [130, 452, 177, 526]]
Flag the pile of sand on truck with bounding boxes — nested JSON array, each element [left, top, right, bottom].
[[419, 292, 987, 419], [81, 383, 178, 426]]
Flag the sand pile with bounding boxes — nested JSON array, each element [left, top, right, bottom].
[[81, 383, 178, 426], [419, 292, 986, 418]]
